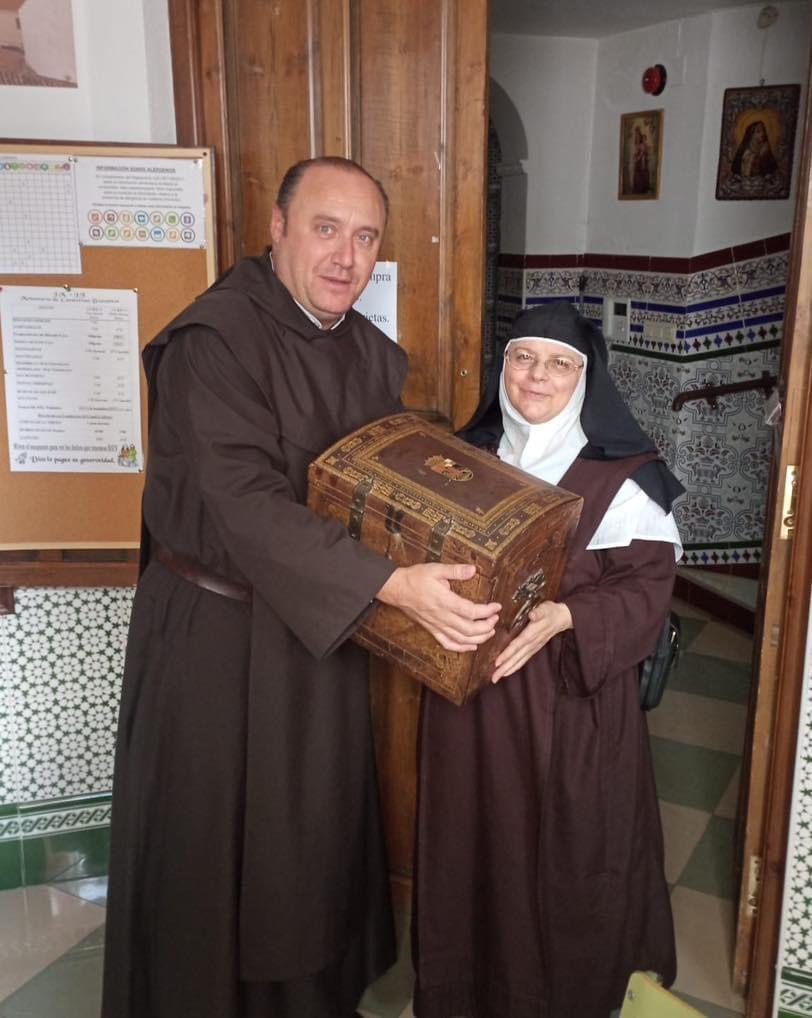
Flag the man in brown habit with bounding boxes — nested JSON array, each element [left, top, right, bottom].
[[101, 157, 500, 1018]]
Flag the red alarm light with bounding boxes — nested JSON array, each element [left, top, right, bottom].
[[642, 64, 667, 96]]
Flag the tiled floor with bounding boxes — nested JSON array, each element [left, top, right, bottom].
[[676, 566, 759, 613], [0, 596, 752, 1017], [648, 597, 752, 1018]]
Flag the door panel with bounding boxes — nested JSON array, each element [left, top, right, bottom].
[[733, 54, 812, 1008], [355, 0, 445, 411], [231, 1, 311, 259]]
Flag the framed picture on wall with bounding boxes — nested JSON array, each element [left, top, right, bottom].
[[0, 0, 78, 87], [618, 110, 663, 200], [715, 84, 800, 200]]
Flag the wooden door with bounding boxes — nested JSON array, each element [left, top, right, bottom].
[[168, 0, 490, 896], [730, 53, 812, 1009]]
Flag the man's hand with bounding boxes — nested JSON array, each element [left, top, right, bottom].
[[491, 600, 573, 683], [376, 563, 501, 652]]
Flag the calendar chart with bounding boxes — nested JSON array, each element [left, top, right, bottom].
[[0, 141, 215, 548], [0, 156, 82, 275]]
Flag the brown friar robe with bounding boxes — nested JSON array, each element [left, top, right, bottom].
[[413, 453, 677, 1018], [102, 252, 407, 1018]]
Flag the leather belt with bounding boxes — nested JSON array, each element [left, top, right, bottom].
[[151, 541, 252, 604]]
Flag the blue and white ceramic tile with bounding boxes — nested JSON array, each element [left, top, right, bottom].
[[775, 615, 812, 1017], [496, 244, 787, 566]]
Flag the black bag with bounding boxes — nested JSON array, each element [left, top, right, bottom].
[[639, 611, 681, 711]]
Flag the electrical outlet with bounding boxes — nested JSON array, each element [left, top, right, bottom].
[[603, 298, 629, 344]]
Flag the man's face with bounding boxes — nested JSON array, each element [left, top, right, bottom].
[[270, 164, 386, 328]]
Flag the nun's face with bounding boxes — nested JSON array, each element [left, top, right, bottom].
[[503, 339, 583, 423]]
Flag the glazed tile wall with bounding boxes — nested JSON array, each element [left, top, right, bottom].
[[0, 586, 132, 888], [497, 242, 787, 566], [496, 266, 523, 345], [774, 592, 812, 1018]]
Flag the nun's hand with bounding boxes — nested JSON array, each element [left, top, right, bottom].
[[491, 601, 573, 683]]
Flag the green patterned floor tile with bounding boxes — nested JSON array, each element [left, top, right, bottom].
[[668, 653, 752, 705], [777, 966, 812, 1016], [677, 816, 737, 900], [651, 737, 741, 812]]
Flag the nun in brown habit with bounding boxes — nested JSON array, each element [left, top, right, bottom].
[[413, 301, 684, 1018]]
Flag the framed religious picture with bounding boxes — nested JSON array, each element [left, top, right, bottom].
[[715, 84, 800, 200], [618, 110, 663, 200]]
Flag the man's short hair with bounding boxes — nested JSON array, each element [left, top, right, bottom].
[[275, 156, 389, 223]]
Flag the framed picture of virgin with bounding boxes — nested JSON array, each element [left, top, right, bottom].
[[715, 84, 800, 200], [618, 110, 663, 200]]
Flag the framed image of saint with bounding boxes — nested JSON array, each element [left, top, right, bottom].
[[715, 84, 800, 200], [618, 110, 663, 200]]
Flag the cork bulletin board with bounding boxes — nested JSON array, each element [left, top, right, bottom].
[[0, 143, 216, 553]]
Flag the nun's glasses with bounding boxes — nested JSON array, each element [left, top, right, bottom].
[[504, 348, 584, 377]]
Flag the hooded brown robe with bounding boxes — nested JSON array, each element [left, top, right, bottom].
[[102, 252, 407, 1018], [413, 452, 677, 1018]]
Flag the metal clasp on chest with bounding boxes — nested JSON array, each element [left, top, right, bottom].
[[426, 517, 452, 562], [510, 568, 546, 631], [348, 477, 373, 540]]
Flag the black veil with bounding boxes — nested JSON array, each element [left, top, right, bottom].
[[458, 301, 684, 512]]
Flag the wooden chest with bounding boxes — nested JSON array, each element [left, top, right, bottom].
[[307, 413, 583, 704]]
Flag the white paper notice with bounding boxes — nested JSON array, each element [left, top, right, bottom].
[[353, 261, 397, 342], [0, 286, 143, 473], [75, 156, 207, 249], [0, 154, 81, 274]]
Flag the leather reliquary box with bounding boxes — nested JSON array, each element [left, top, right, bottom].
[[307, 412, 583, 705]]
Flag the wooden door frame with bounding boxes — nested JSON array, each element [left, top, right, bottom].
[[735, 46, 812, 1013], [168, 0, 239, 271]]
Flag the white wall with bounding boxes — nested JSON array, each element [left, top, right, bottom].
[[19, 0, 77, 83], [586, 15, 713, 258], [694, 3, 810, 253], [493, 2, 810, 259], [0, 9, 23, 50], [141, 0, 176, 145], [490, 33, 598, 254], [0, 0, 175, 144]]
